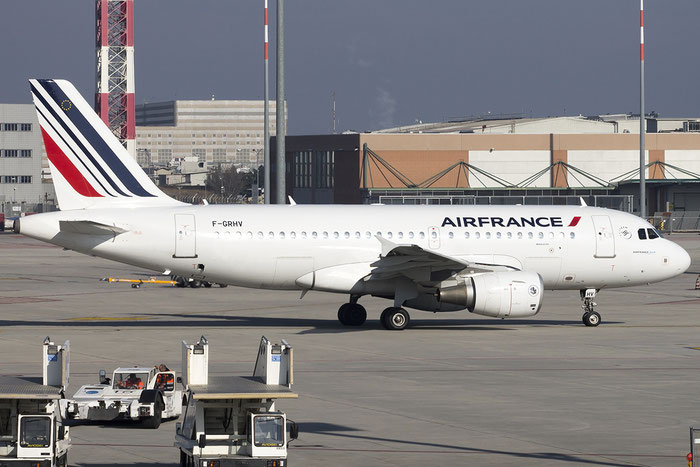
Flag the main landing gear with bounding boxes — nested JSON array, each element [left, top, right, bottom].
[[380, 307, 410, 331], [336, 297, 412, 330], [337, 296, 367, 326], [580, 288, 601, 327]]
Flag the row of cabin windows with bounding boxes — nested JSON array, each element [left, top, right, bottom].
[[212, 230, 578, 240]]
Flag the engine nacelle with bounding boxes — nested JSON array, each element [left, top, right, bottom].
[[437, 271, 544, 318]]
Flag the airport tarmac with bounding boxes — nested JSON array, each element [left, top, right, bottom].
[[1, 231, 699, 467]]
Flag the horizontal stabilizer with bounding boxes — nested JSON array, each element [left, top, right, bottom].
[[59, 220, 127, 236]]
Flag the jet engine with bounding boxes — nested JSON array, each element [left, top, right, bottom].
[[437, 271, 543, 318]]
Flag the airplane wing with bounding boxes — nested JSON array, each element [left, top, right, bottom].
[[59, 220, 128, 236], [370, 236, 495, 285]]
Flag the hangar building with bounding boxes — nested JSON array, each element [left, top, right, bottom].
[[271, 115, 700, 215]]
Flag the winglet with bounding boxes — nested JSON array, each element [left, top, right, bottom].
[[375, 235, 397, 257], [580, 197, 587, 207], [288, 196, 297, 206]]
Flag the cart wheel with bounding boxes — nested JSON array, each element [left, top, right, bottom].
[[131, 283, 140, 289]]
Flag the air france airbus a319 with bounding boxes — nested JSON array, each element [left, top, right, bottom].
[[14, 79, 691, 330]]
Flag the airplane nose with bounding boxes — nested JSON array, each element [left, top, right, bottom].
[[678, 244, 691, 273]]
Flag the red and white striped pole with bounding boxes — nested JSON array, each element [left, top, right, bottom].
[[263, 0, 270, 203], [639, 0, 646, 217]]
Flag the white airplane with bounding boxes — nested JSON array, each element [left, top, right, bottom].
[[14, 79, 691, 329]]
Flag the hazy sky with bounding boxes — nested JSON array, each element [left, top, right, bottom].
[[1, 1, 699, 135]]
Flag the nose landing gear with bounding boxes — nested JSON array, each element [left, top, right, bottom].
[[581, 288, 601, 327], [337, 295, 367, 326]]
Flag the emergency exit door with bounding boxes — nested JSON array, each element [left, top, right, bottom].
[[174, 214, 197, 258], [592, 215, 615, 258]]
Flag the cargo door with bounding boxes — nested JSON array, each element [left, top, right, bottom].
[[174, 214, 197, 258], [592, 215, 615, 258]]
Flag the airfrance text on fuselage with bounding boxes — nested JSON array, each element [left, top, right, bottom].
[[441, 216, 568, 228]]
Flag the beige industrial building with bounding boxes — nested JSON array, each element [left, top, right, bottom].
[[272, 116, 700, 215], [135, 99, 285, 170]]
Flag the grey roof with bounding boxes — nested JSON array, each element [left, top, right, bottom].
[[188, 376, 297, 400], [0, 376, 62, 400]]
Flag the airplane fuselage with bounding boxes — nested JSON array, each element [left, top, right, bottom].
[[18, 204, 689, 304]]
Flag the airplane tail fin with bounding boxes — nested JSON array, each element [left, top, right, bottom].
[[29, 79, 183, 210]]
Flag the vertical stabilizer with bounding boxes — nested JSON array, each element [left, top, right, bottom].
[[29, 79, 183, 210]]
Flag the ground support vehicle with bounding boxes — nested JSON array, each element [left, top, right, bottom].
[[0, 337, 71, 467], [67, 366, 182, 429], [175, 336, 298, 467]]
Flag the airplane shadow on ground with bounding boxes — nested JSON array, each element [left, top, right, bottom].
[[295, 422, 634, 467], [0, 312, 622, 333]]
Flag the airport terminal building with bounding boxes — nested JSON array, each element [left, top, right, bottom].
[[272, 115, 700, 218]]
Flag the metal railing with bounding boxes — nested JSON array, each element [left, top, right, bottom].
[[377, 194, 634, 212], [650, 212, 700, 233]]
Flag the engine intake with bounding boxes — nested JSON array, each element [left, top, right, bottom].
[[437, 271, 544, 318]]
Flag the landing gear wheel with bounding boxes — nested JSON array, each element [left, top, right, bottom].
[[380, 307, 410, 330], [583, 311, 601, 327], [338, 303, 367, 326], [338, 304, 352, 325]]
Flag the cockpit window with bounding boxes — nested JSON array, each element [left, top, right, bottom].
[[647, 228, 659, 239], [637, 228, 647, 240]]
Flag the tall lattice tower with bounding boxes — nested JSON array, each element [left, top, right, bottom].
[[95, 0, 135, 158]]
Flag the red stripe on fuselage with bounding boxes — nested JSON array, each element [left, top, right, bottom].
[[569, 216, 581, 227], [40, 127, 103, 197]]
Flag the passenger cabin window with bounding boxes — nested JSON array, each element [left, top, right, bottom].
[[647, 228, 659, 239], [638, 228, 647, 240]]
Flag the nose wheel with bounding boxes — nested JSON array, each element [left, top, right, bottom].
[[580, 288, 601, 327], [338, 303, 367, 326]]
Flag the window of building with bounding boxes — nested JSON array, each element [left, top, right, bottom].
[[1, 175, 31, 183], [20, 123, 32, 131], [157, 149, 172, 164], [20, 149, 31, 158], [2, 150, 18, 158], [3, 123, 18, 131], [213, 148, 226, 163]]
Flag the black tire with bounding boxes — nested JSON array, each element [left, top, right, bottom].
[[381, 307, 410, 330], [175, 277, 187, 288], [581, 312, 590, 324], [218, 283, 228, 288], [337, 304, 351, 325], [57, 454, 68, 467], [189, 280, 201, 289], [180, 449, 187, 467], [203, 282, 212, 288], [347, 304, 367, 326], [142, 397, 163, 429], [583, 311, 601, 327]]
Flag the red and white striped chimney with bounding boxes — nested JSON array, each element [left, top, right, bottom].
[[95, 0, 135, 158]]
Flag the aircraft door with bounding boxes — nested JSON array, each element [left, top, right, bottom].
[[592, 215, 615, 258], [174, 214, 197, 258], [428, 226, 440, 249]]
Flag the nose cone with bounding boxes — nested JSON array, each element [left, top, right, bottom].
[[677, 244, 692, 274]]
